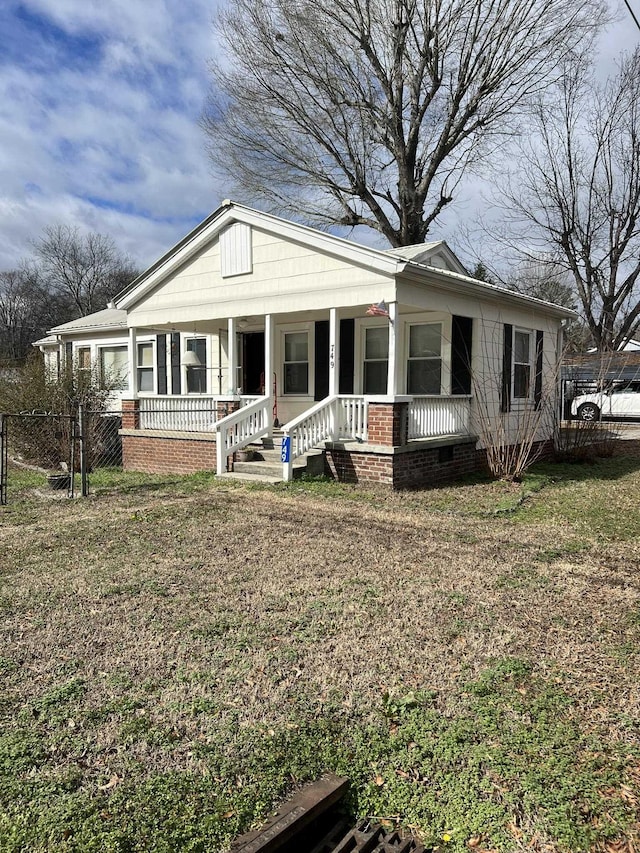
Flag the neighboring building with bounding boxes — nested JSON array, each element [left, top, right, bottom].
[[34, 200, 574, 488], [586, 340, 640, 353]]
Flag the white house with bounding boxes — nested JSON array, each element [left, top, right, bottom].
[[35, 200, 573, 488]]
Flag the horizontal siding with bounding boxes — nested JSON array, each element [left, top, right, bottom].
[[131, 227, 395, 325]]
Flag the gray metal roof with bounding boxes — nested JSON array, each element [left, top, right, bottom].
[[48, 308, 127, 335]]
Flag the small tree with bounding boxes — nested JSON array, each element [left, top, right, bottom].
[[0, 353, 116, 470], [471, 320, 560, 481], [472, 376, 558, 481]]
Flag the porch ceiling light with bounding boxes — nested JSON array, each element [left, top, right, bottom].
[[182, 350, 202, 367]]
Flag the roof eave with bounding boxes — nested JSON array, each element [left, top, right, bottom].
[[46, 322, 128, 337], [400, 262, 577, 321]]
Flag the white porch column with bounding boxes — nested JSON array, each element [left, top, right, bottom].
[[387, 301, 399, 396], [227, 317, 237, 394], [264, 314, 275, 394], [128, 326, 138, 399], [329, 307, 340, 397], [265, 314, 275, 429]]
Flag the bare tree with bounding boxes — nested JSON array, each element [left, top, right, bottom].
[[30, 225, 139, 318], [0, 270, 51, 363], [203, 0, 605, 247], [496, 50, 640, 352]]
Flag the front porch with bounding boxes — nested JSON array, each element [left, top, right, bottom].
[[118, 392, 477, 487], [119, 293, 479, 487]]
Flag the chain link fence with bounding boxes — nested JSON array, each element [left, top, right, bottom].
[[0, 411, 79, 504], [0, 406, 123, 505]]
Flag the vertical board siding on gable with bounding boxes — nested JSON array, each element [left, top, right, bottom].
[[220, 222, 252, 277]]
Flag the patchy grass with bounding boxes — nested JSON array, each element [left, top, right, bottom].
[[1, 457, 640, 851]]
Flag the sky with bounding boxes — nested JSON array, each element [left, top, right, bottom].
[[0, 0, 639, 275]]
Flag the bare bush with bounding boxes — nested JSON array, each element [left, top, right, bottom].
[[0, 354, 116, 470]]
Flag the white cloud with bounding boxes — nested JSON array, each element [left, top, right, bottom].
[[0, 0, 637, 278], [0, 0, 223, 270]]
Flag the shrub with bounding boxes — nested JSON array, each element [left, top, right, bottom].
[[0, 354, 116, 470]]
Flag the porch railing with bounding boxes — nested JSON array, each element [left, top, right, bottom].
[[408, 395, 472, 439], [282, 395, 367, 481], [214, 395, 271, 475], [138, 395, 260, 432]]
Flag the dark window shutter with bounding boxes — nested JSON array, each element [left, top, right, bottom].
[[156, 334, 167, 395], [339, 319, 355, 394], [65, 341, 73, 367], [451, 315, 473, 395], [314, 320, 329, 400], [170, 332, 181, 395], [534, 330, 544, 409], [501, 324, 513, 413]]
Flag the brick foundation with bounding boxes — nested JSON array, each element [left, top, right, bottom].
[[121, 431, 218, 474], [325, 439, 479, 489]]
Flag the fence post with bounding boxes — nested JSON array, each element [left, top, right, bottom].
[[0, 414, 6, 506], [78, 403, 88, 497], [69, 415, 76, 499]]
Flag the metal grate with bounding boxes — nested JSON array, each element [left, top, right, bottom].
[[231, 775, 426, 853], [330, 820, 426, 853]]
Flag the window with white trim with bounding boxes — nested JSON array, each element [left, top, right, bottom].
[[186, 338, 207, 393], [100, 346, 128, 390], [513, 329, 532, 399], [283, 331, 308, 394], [363, 326, 388, 394], [137, 342, 154, 393], [77, 347, 91, 387], [407, 323, 442, 394]]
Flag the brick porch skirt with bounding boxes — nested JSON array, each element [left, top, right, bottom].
[[120, 430, 218, 475], [324, 438, 480, 488], [119, 430, 558, 488]]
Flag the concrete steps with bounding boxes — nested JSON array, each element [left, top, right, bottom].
[[218, 432, 326, 483]]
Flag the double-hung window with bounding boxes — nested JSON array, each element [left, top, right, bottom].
[[186, 338, 207, 393], [513, 329, 532, 399], [100, 346, 128, 390], [363, 326, 388, 394], [137, 342, 154, 392], [283, 331, 309, 394], [77, 347, 91, 387], [407, 323, 442, 394]]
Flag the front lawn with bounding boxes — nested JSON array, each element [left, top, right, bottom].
[[1, 458, 639, 851]]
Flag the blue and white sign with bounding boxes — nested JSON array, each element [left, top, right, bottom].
[[281, 436, 291, 463]]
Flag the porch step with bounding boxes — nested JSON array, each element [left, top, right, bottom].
[[223, 445, 326, 481], [217, 471, 283, 485], [260, 430, 285, 451]]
